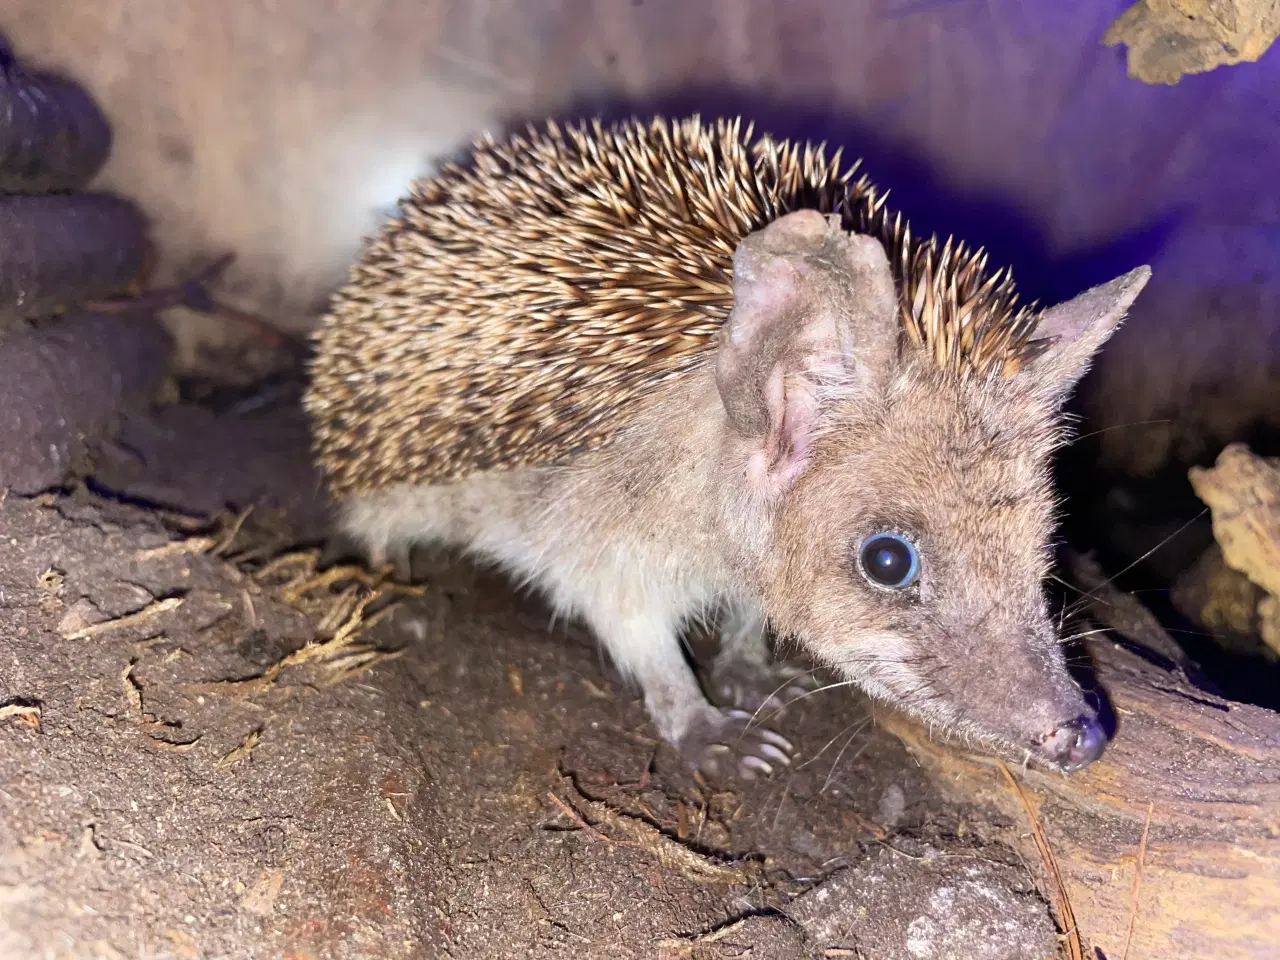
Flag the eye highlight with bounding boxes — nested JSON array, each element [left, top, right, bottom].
[[857, 533, 920, 590]]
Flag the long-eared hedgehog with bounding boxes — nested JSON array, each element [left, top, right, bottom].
[[304, 115, 1151, 780]]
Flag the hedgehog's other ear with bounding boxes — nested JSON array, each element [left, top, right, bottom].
[[1018, 266, 1151, 406], [715, 210, 898, 500]]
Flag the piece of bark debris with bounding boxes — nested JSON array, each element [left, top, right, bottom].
[[1189, 442, 1280, 655], [120, 660, 144, 716], [216, 728, 262, 769], [62, 596, 184, 640], [0, 701, 42, 730], [238, 868, 285, 915], [1104, 0, 1280, 84], [1171, 544, 1274, 660]]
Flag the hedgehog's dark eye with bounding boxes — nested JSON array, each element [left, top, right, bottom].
[[857, 533, 920, 590]]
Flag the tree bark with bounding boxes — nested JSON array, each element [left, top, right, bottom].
[[0, 40, 113, 193], [878, 636, 1280, 960], [0, 193, 149, 330]]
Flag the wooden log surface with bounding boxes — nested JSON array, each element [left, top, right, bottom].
[[878, 634, 1280, 960], [0, 36, 113, 193], [0, 309, 172, 494], [0, 193, 150, 329]]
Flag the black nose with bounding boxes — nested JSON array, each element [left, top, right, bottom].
[[1040, 715, 1107, 772]]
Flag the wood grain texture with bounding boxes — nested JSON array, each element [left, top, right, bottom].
[[879, 638, 1280, 960]]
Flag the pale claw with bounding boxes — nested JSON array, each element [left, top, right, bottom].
[[679, 706, 797, 783]]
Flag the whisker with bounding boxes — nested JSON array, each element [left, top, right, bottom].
[[1067, 419, 1172, 445], [820, 729, 874, 794], [797, 717, 871, 771], [743, 678, 859, 730], [1056, 626, 1111, 646], [1061, 508, 1208, 617]]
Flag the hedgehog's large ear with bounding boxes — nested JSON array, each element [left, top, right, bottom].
[[715, 210, 899, 500], [1016, 266, 1151, 406]]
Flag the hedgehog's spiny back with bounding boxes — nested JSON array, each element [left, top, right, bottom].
[[305, 115, 1044, 500]]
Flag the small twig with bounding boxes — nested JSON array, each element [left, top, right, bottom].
[[85, 253, 234, 312], [212, 506, 255, 557], [203, 299, 289, 349], [155, 508, 214, 532], [315, 584, 361, 635], [191, 586, 401, 697], [846, 810, 888, 841], [1121, 802, 1154, 960], [656, 916, 753, 954], [64, 596, 184, 640], [85, 254, 288, 348], [280, 564, 385, 602], [134, 536, 218, 562], [998, 761, 1083, 960], [254, 549, 319, 582], [579, 677, 614, 701], [109, 838, 155, 860], [546, 792, 615, 843], [146, 734, 201, 751], [320, 647, 407, 687], [385, 797, 403, 822]]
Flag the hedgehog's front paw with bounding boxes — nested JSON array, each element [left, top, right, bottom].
[[678, 707, 795, 782], [708, 658, 821, 715]]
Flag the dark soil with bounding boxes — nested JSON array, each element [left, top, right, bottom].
[[0, 386, 1061, 960]]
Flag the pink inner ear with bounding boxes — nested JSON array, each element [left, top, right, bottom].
[[745, 366, 820, 500], [776, 378, 820, 486], [715, 255, 809, 437], [719, 213, 900, 503]]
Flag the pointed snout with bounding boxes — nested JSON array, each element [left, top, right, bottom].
[[1034, 714, 1107, 772]]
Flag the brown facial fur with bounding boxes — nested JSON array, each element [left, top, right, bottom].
[[763, 360, 1085, 755]]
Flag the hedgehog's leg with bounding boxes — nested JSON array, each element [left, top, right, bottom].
[[328, 498, 418, 582], [317, 527, 415, 583], [579, 599, 795, 782], [708, 599, 822, 715]]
